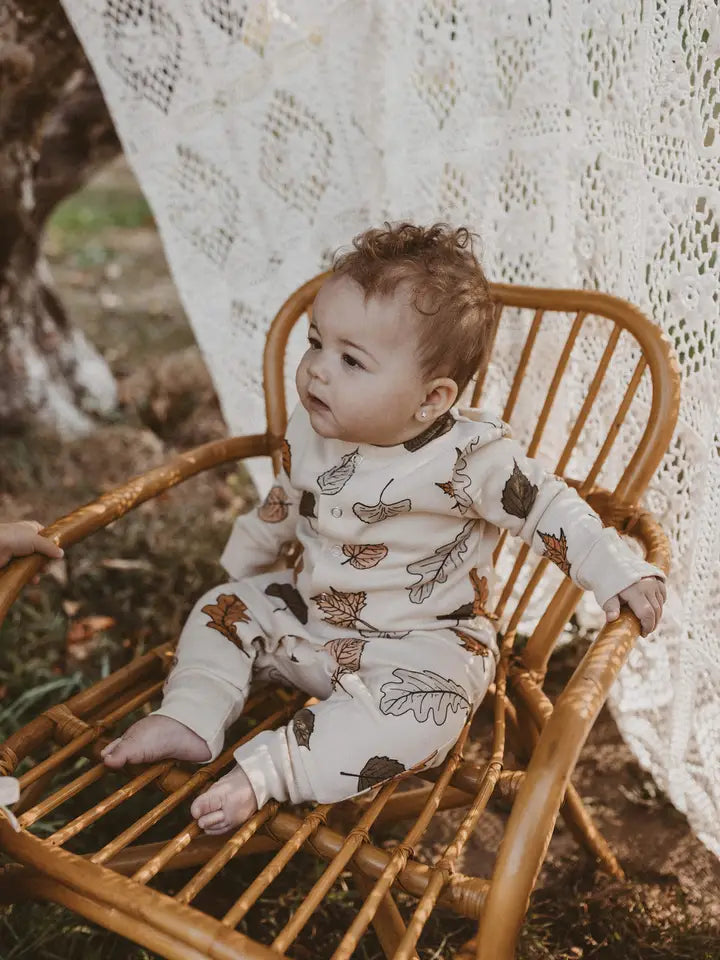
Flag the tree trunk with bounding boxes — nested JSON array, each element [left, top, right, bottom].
[[0, 2, 122, 437]]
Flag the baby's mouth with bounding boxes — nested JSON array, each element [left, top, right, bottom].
[[308, 392, 330, 413]]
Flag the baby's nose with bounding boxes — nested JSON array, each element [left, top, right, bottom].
[[309, 356, 329, 383]]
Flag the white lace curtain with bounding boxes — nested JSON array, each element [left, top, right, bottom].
[[59, 0, 720, 856]]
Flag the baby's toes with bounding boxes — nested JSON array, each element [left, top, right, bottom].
[[100, 737, 122, 759], [102, 736, 136, 768], [190, 784, 225, 821], [197, 809, 228, 832]]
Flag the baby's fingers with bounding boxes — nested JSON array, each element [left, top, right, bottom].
[[32, 535, 64, 560], [630, 596, 657, 637]]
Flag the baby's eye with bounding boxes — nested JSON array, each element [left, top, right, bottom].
[[342, 353, 364, 370], [308, 336, 321, 350]]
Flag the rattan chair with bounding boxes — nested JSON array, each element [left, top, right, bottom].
[[0, 275, 680, 959]]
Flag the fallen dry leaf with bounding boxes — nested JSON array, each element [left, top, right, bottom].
[[100, 558, 154, 572], [65, 615, 116, 661]]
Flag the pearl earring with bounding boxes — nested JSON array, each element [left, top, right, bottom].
[[421, 410, 428, 419]]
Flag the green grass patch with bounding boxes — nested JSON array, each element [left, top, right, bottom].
[[49, 189, 153, 236]]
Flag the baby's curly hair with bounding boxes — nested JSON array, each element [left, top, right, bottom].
[[332, 222, 496, 395]]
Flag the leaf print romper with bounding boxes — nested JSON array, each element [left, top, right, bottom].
[[153, 403, 666, 808]]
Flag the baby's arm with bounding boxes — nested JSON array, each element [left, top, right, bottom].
[[0, 520, 64, 569], [219, 408, 305, 580], [464, 433, 666, 634], [219, 468, 299, 580]]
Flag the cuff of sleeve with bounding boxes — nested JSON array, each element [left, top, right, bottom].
[[153, 672, 242, 762], [574, 526, 666, 610], [219, 525, 255, 581]]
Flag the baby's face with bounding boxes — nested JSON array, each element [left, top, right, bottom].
[[295, 275, 429, 446]]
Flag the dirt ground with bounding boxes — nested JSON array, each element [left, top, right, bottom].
[[0, 158, 719, 959]]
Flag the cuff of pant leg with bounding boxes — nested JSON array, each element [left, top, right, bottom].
[[153, 673, 240, 762], [234, 731, 294, 809]]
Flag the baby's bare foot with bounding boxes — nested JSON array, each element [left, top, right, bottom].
[[190, 765, 258, 834], [101, 715, 210, 769]]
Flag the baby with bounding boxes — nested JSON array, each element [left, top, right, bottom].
[[101, 223, 667, 835]]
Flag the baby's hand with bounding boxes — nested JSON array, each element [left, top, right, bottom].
[[602, 576, 666, 638], [0, 520, 64, 570]]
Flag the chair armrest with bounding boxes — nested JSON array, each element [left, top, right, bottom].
[[0, 433, 269, 628], [475, 507, 671, 959]]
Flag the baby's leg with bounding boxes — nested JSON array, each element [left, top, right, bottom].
[[190, 633, 333, 833], [103, 583, 259, 769], [191, 631, 493, 832]]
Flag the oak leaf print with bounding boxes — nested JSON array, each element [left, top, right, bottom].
[[265, 582, 308, 624], [201, 593, 252, 654], [353, 479, 411, 524], [538, 527, 571, 576], [469, 567, 498, 621], [317, 449, 361, 494], [312, 587, 367, 628], [379, 668, 471, 724], [280, 439, 292, 478], [341, 755, 406, 792], [501, 460, 538, 519], [300, 490, 317, 519], [406, 520, 476, 604], [292, 708, 315, 748], [323, 636, 367, 688], [259, 485, 291, 523], [452, 627, 491, 658], [451, 438, 482, 512], [341, 543, 388, 569]]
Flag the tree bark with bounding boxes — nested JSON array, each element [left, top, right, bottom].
[[0, 1, 122, 436]]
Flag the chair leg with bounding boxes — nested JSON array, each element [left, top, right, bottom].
[[512, 674, 624, 879]]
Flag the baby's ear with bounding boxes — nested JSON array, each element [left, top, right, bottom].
[[423, 377, 458, 416]]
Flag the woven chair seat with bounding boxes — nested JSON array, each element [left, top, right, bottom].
[[0, 278, 679, 959]]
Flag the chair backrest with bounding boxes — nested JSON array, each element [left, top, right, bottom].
[[262, 274, 681, 670]]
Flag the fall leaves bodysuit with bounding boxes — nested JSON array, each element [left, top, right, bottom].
[[154, 403, 666, 808]]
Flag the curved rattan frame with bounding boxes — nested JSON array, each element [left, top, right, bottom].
[[0, 277, 680, 960]]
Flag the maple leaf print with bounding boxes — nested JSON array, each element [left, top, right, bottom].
[[292, 708, 315, 748], [452, 627, 491, 658], [341, 543, 388, 569], [201, 593, 252, 654], [501, 460, 539, 519], [323, 637, 367, 689], [379, 668, 471, 725], [258, 485, 291, 523], [341, 756, 406, 792], [312, 587, 367, 628], [317, 449, 361, 494], [264, 582, 308, 624], [406, 520, 476, 604], [538, 527, 571, 576], [280, 439, 292, 478], [353, 479, 411, 524]]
